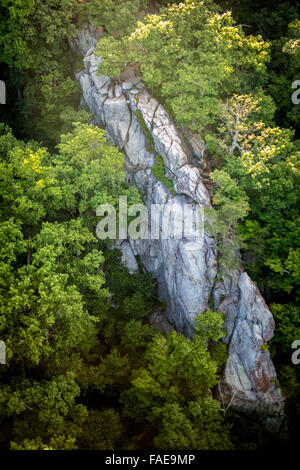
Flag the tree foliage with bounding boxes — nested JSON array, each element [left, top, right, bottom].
[[1, 0, 299, 451], [96, 0, 270, 137], [0, 122, 230, 449]]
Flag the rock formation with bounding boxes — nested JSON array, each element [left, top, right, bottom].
[[70, 35, 285, 430]]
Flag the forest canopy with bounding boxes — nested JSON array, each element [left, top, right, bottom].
[[0, 0, 299, 451]]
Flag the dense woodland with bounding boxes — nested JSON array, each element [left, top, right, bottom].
[[0, 0, 299, 450]]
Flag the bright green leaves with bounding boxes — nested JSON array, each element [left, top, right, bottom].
[[120, 310, 231, 449], [1, 372, 89, 450], [121, 319, 157, 352], [212, 90, 299, 366], [205, 169, 249, 271], [32, 220, 107, 296], [151, 154, 176, 195], [36, 73, 90, 142], [152, 399, 232, 450], [0, 119, 232, 448], [53, 123, 141, 229], [96, 36, 128, 78], [77, 408, 123, 450], [91, 1, 148, 77], [143, 330, 218, 397], [0, 122, 142, 369], [0, 219, 26, 272], [0, 143, 50, 228], [238, 126, 295, 179], [96, 0, 270, 135], [58, 123, 124, 177], [0, 0, 79, 71], [0, 220, 104, 367], [0, 0, 35, 68], [0, 1, 89, 143], [56, 123, 127, 215], [220, 125, 300, 294], [195, 308, 226, 342], [210, 87, 299, 298], [271, 303, 300, 354], [88, 0, 146, 37]]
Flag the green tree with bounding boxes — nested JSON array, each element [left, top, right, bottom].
[[1, 372, 86, 450], [87, 0, 146, 37], [0, 0, 88, 143], [96, 0, 269, 137], [121, 310, 232, 449], [205, 169, 249, 271]]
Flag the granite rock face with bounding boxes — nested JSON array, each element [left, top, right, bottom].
[[69, 24, 103, 57], [215, 272, 284, 429], [76, 45, 285, 426]]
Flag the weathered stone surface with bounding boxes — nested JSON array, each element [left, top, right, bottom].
[[187, 133, 206, 160], [0, 340, 6, 365], [70, 24, 102, 57], [130, 89, 140, 95], [80, 73, 106, 124], [217, 273, 284, 428], [124, 114, 155, 170], [122, 81, 133, 90], [103, 95, 131, 149], [111, 240, 139, 274], [115, 84, 123, 98], [128, 91, 211, 206], [76, 43, 284, 424]]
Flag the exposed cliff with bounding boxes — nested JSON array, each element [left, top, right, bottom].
[[71, 32, 285, 430]]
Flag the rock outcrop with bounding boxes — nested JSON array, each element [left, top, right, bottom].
[[70, 24, 104, 57], [73, 37, 285, 428]]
